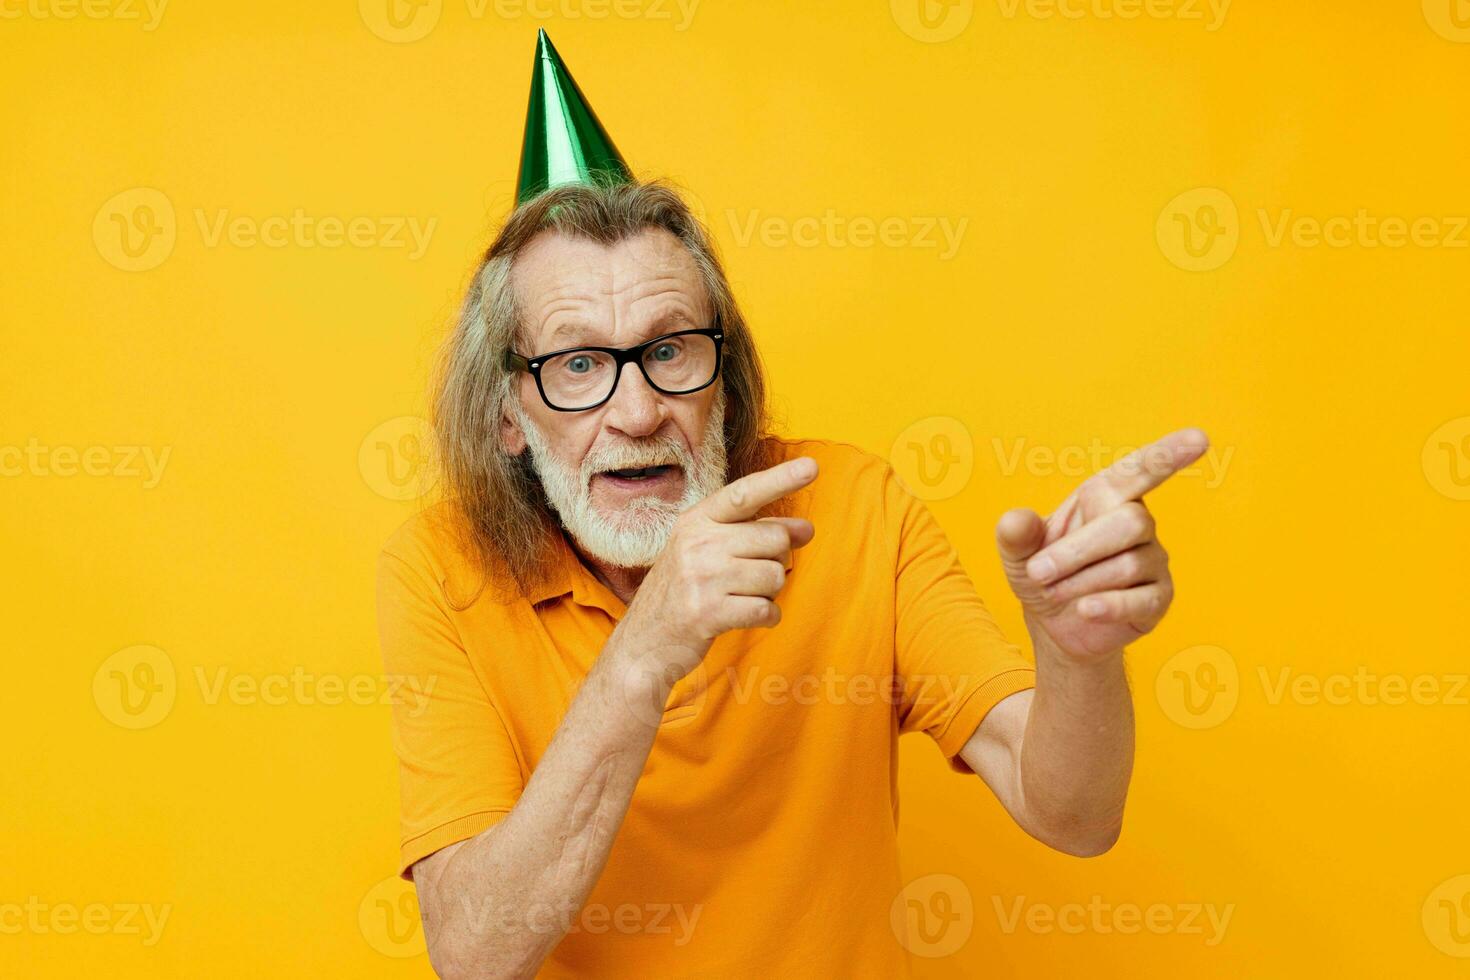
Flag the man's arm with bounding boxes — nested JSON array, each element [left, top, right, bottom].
[[411, 621, 679, 980], [404, 457, 817, 980], [958, 642, 1133, 857], [959, 429, 1208, 857]]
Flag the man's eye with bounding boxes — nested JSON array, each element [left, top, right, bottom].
[[567, 355, 594, 373], [650, 343, 679, 362]]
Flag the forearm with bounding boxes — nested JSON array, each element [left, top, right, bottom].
[[420, 623, 676, 979], [1017, 621, 1135, 856]]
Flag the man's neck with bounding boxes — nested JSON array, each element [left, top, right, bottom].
[[572, 545, 649, 607]]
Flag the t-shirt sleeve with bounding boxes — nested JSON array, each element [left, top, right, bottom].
[[887, 465, 1037, 774], [377, 547, 524, 878]]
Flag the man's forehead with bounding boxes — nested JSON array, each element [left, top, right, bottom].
[[512, 227, 702, 296], [511, 228, 711, 344]]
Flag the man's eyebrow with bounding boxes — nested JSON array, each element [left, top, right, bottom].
[[543, 310, 703, 350], [648, 309, 699, 332], [544, 321, 598, 348]]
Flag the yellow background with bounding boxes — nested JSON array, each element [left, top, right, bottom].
[[4, 0, 1469, 975]]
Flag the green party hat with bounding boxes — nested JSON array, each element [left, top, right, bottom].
[[515, 29, 633, 205]]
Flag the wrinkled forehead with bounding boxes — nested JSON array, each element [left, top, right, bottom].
[[509, 227, 712, 351]]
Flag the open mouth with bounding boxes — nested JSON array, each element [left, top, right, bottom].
[[599, 464, 677, 482]]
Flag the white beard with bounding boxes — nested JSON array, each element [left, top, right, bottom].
[[513, 389, 728, 569]]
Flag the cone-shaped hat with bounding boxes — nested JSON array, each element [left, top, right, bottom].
[[515, 30, 633, 205]]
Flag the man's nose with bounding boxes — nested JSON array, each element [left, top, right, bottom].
[[603, 361, 667, 438]]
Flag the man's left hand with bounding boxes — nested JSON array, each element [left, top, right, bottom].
[[995, 428, 1210, 661]]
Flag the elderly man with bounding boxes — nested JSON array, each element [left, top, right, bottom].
[[377, 31, 1208, 979]]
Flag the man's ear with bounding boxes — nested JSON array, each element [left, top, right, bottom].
[[499, 397, 527, 456]]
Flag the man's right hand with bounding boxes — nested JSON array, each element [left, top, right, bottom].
[[617, 455, 818, 688]]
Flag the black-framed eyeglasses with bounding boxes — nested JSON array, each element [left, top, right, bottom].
[[505, 328, 724, 412]]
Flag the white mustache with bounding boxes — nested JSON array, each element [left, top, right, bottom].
[[582, 439, 691, 483]]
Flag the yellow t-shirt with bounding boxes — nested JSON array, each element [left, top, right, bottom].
[[376, 437, 1036, 977]]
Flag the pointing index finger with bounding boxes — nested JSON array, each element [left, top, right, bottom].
[[1098, 428, 1210, 502], [701, 456, 818, 524]]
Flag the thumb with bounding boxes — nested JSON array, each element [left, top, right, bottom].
[[995, 508, 1046, 567]]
